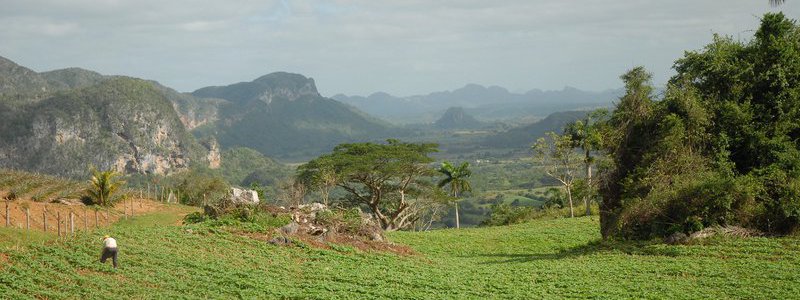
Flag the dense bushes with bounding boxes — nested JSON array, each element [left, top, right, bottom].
[[600, 13, 800, 238], [183, 205, 291, 233]]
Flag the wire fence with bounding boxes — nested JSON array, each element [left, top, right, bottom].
[[1, 184, 184, 238]]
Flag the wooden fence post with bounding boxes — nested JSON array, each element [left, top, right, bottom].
[[57, 212, 61, 237], [69, 211, 74, 235], [43, 208, 48, 231], [95, 210, 98, 228], [25, 208, 30, 230], [84, 209, 88, 231], [4, 199, 8, 227]]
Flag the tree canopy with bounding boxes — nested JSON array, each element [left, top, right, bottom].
[[599, 13, 800, 239], [297, 139, 441, 231]]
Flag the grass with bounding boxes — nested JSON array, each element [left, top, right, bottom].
[[1, 212, 798, 299]]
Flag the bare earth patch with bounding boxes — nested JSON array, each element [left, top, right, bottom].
[[0, 197, 167, 234]]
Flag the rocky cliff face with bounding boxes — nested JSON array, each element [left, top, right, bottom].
[[0, 77, 207, 177], [0, 56, 229, 177], [150, 81, 225, 130]]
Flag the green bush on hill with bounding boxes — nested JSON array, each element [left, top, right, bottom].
[[600, 13, 800, 238]]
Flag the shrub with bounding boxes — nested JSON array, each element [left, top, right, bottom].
[[316, 208, 366, 235]]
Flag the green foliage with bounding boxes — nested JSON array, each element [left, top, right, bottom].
[[600, 13, 800, 238], [2, 216, 798, 298], [172, 168, 230, 206], [218, 147, 292, 189], [184, 207, 290, 233], [85, 168, 124, 207], [480, 203, 536, 226], [437, 161, 473, 198], [315, 208, 365, 235], [437, 161, 472, 228], [298, 140, 439, 230]]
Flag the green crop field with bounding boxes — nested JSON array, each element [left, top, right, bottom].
[[1, 208, 798, 299]]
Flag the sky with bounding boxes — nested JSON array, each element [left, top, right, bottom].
[[0, 1, 797, 97]]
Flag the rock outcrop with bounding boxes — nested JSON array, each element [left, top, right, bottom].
[[229, 187, 259, 205], [0, 77, 206, 177]]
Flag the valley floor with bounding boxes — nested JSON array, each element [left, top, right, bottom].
[[0, 209, 798, 299]]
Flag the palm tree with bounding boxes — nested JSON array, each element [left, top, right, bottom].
[[770, 0, 785, 6], [437, 161, 472, 229], [87, 169, 124, 206]]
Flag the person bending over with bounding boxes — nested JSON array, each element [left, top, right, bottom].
[[100, 235, 119, 268]]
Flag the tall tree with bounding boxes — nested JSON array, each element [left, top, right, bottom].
[[437, 161, 472, 229], [297, 140, 439, 231], [534, 132, 582, 217], [564, 109, 608, 216]]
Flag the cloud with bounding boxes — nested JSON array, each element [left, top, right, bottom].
[[0, 0, 795, 95]]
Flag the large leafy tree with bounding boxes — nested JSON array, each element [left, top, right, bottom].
[[437, 161, 472, 229], [297, 140, 439, 231]]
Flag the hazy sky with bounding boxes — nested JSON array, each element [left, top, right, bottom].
[[0, 1, 797, 96]]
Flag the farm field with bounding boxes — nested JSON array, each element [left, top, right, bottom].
[[1, 209, 798, 299]]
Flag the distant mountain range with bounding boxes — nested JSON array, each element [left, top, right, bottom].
[[333, 84, 621, 124], [0, 55, 395, 177], [0, 54, 607, 178]]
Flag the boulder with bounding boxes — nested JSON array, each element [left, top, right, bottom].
[[269, 236, 292, 246], [298, 202, 326, 212], [230, 187, 259, 205], [664, 232, 688, 245], [369, 232, 384, 242], [280, 222, 300, 235]]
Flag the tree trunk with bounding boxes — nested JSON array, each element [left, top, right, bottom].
[[454, 202, 460, 229], [454, 190, 460, 229], [584, 153, 592, 216], [566, 185, 574, 218]]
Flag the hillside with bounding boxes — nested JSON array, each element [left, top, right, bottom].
[[192, 72, 394, 160], [434, 107, 484, 129], [0, 77, 209, 177], [1, 214, 797, 298], [0, 56, 52, 97], [481, 111, 588, 149]]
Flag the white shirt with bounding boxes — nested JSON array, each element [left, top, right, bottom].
[[104, 237, 117, 248]]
